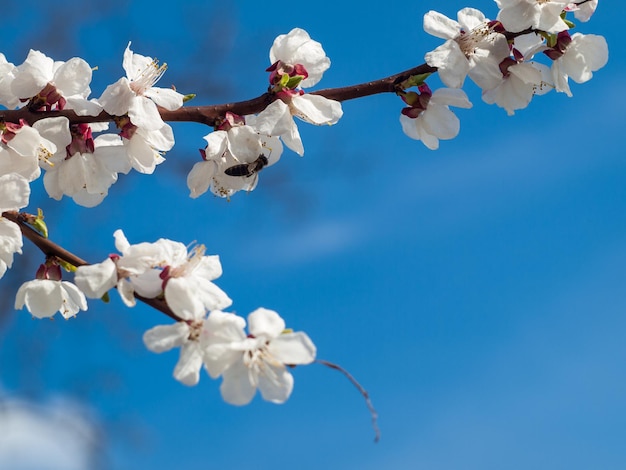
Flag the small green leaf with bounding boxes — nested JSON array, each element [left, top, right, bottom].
[[31, 208, 48, 238], [398, 73, 431, 91], [57, 258, 77, 273], [183, 93, 196, 103], [285, 75, 304, 89]]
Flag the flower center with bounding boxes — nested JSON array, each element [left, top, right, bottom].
[[187, 320, 203, 341], [243, 339, 284, 386], [130, 60, 167, 95], [457, 24, 498, 57]]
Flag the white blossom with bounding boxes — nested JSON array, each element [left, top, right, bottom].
[[482, 61, 550, 115], [10, 50, 100, 115], [423, 8, 510, 90], [76, 230, 231, 315], [15, 279, 87, 319], [122, 124, 173, 174], [188, 125, 282, 198], [161, 242, 232, 320], [565, 0, 598, 21], [496, 0, 570, 33], [203, 308, 316, 406], [552, 33, 608, 97], [269, 28, 331, 88], [98, 43, 184, 131], [400, 88, 472, 149], [259, 28, 342, 156]]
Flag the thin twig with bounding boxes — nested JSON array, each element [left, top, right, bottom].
[[316, 358, 381, 443]]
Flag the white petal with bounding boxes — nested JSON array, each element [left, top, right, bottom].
[[98, 78, 135, 116], [193, 277, 232, 311], [422, 104, 461, 140], [457, 7, 488, 30], [248, 308, 285, 339], [203, 345, 243, 379], [291, 95, 343, 125], [11, 50, 53, 98], [220, 360, 257, 406], [123, 44, 154, 81], [257, 365, 293, 404], [15, 280, 61, 318], [431, 87, 472, 109], [143, 322, 189, 353], [125, 133, 161, 174], [58, 281, 88, 319], [53, 58, 92, 97], [65, 97, 103, 116], [118, 278, 137, 307], [423, 11, 461, 40], [426, 41, 469, 89], [0, 218, 23, 271], [202, 311, 248, 377], [187, 160, 217, 198], [113, 229, 130, 253], [268, 332, 317, 365], [137, 124, 174, 152], [128, 269, 163, 299], [128, 96, 165, 131], [144, 87, 183, 111], [173, 342, 203, 386], [165, 277, 206, 320], [0, 173, 30, 212], [74, 258, 118, 298], [33, 117, 72, 150]]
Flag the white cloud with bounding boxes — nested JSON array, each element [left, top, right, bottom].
[[0, 394, 99, 470]]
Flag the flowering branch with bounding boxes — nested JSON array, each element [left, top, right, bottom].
[[0, 64, 437, 128], [1, 210, 181, 322]]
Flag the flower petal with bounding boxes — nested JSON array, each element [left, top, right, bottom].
[[423, 11, 461, 40], [143, 322, 190, 353], [128, 96, 165, 131], [258, 365, 294, 404], [173, 342, 203, 386], [268, 332, 317, 365], [248, 308, 285, 339], [74, 258, 117, 299], [220, 360, 256, 405], [0, 173, 30, 212]]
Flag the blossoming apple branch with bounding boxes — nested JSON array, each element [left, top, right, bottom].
[[0, 0, 607, 441]]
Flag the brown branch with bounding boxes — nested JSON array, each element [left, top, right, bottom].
[[0, 63, 437, 128], [1, 210, 181, 322]]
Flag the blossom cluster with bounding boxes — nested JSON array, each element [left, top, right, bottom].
[[0, 42, 183, 281], [400, 0, 607, 149], [15, 229, 316, 405], [187, 27, 343, 199]]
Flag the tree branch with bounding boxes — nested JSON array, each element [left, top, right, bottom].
[[1, 211, 182, 322], [0, 63, 437, 128]]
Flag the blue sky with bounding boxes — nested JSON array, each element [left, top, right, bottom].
[[1, 1, 625, 469]]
